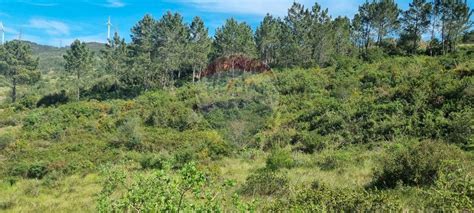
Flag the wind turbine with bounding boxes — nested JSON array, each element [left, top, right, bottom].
[[0, 22, 4, 45], [107, 16, 112, 44]]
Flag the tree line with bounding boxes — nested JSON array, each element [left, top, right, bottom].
[[0, 0, 472, 102]]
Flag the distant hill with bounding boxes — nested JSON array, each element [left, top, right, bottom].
[[21, 41, 106, 73]]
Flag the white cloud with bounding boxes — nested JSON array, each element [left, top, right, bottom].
[[0, 12, 10, 17], [28, 2, 58, 7], [27, 18, 70, 36], [4, 26, 19, 35], [177, 0, 359, 17], [18, 0, 58, 7], [179, 0, 295, 16], [318, 0, 360, 18], [105, 0, 125, 8]]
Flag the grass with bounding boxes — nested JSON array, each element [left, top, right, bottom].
[[0, 174, 101, 212]]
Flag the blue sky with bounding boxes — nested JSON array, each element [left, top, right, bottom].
[[0, 0, 471, 46]]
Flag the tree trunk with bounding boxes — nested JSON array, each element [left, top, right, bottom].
[[77, 71, 81, 100], [413, 28, 418, 54], [11, 77, 16, 103], [441, 20, 446, 55]]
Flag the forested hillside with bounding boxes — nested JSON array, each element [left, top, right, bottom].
[[0, 0, 473, 212]]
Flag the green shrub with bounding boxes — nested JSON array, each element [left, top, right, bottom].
[[316, 151, 351, 171], [36, 90, 69, 107], [140, 154, 165, 170], [0, 133, 14, 150], [293, 131, 327, 153], [111, 117, 144, 150], [139, 91, 201, 131], [256, 129, 295, 150], [265, 148, 294, 171], [98, 162, 231, 212], [9, 162, 48, 179], [423, 160, 474, 211], [18, 94, 39, 109], [240, 168, 289, 196], [27, 164, 49, 179], [371, 141, 466, 188], [363, 47, 388, 63], [267, 182, 402, 211], [173, 149, 194, 169]]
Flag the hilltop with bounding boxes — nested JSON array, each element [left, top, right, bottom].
[[22, 41, 106, 73]]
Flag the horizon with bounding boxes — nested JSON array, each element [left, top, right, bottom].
[[0, 0, 472, 46]]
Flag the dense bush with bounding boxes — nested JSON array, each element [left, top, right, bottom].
[[371, 141, 467, 188], [424, 161, 474, 210], [293, 131, 328, 153], [9, 162, 48, 179], [98, 162, 234, 212], [317, 152, 350, 171], [139, 154, 165, 170], [240, 168, 289, 196], [267, 182, 402, 211], [0, 133, 14, 150], [36, 90, 69, 107], [265, 148, 295, 171], [139, 92, 202, 131], [110, 117, 144, 150]]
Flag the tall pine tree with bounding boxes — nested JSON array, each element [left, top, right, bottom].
[[63, 40, 93, 100], [309, 3, 333, 66], [213, 18, 257, 58], [400, 0, 432, 54], [129, 14, 156, 90], [332, 16, 353, 57], [0, 41, 39, 103], [189, 16, 211, 82], [154, 11, 189, 87], [255, 14, 282, 66], [285, 2, 312, 67], [371, 0, 400, 45], [101, 32, 128, 84], [438, 0, 472, 53], [354, 1, 374, 55]]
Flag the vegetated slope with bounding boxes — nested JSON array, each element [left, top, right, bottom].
[[0, 52, 473, 211], [22, 41, 105, 73]]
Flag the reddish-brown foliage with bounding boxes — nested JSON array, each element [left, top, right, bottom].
[[198, 55, 271, 78]]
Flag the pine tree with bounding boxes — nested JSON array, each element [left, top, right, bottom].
[[354, 1, 374, 55], [332, 16, 353, 57], [154, 11, 189, 87], [213, 18, 257, 58], [64, 39, 94, 100], [101, 32, 128, 84], [309, 3, 333, 66], [189, 16, 211, 82], [438, 0, 472, 53], [400, 0, 432, 54], [129, 14, 156, 90], [285, 2, 312, 67], [255, 14, 282, 66], [351, 14, 365, 53], [372, 0, 400, 45], [0, 41, 39, 103], [275, 19, 296, 68]]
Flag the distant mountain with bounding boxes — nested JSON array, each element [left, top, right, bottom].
[[21, 41, 106, 73], [22, 41, 61, 55]]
